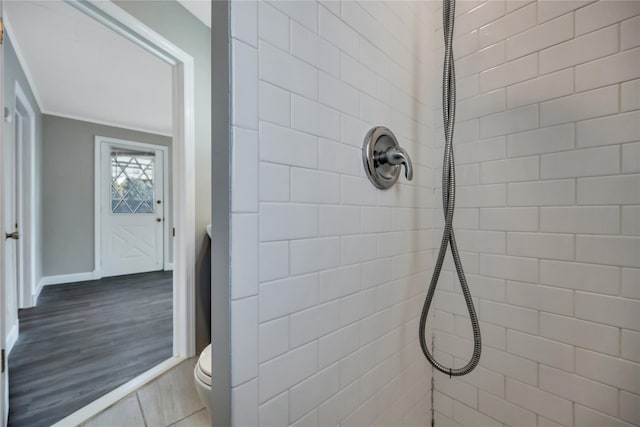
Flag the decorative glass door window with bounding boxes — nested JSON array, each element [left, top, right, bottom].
[[111, 150, 155, 214]]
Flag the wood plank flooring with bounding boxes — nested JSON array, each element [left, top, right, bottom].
[[8, 271, 172, 427]]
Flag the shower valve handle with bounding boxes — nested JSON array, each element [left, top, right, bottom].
[[376, 146, 413, 181]]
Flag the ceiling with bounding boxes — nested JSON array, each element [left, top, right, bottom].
[[4, 1, 173, 136], [177, 0, 211, 28]]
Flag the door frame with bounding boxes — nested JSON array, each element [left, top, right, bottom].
[[62, 0, 197, 361], [13, 81, 36, 309], [94, 136, 170, 278]]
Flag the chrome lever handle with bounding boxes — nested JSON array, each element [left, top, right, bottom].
[[375, 146, 414, 181], [5, 231, 19, 240]]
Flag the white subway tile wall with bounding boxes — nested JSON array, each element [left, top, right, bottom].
[[230, 1, 434, 426], [431, 1, 640, 427], [229, 0, 639, 426]]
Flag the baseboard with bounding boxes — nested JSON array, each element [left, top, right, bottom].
[[33, 277, 44, 306], [52, 356, 185, 427], [40, 271, 96, 287], [6, 323, 19, 354]]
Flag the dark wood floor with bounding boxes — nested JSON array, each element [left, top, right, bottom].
[[8, 271, 173, 427]]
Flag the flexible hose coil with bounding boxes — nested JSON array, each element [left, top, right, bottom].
[[418, 0, 481, 377]]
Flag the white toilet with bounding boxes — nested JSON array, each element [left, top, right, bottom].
[[194, 343, 212, 412]]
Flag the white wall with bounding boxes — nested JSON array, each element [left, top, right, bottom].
[[430, 1, 640, 426], [228, 1, 437, 425]]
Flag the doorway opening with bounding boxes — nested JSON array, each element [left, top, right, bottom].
[[0, 1, 196, 426]]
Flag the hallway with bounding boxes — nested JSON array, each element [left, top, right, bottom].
[[8, 271, 172, 427]]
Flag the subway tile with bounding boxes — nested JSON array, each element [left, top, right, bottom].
[[259, 341, 318, 402], [623, 142, 640, 174], [622, 206, 640, 236], [507, 232, 574, 261], [622, 330, 640, 363], [507, 179, 575, 206], [291, 21, 340, 77], [260, 274, 318, 322], [576, 235, 640, 268], [541, 145, 619, 179], [506, 378, 573, 426], [231, 297, 258, 385], [260, 122, 318, 169], [454, 30, 480, 61], [289, 365, 339, 423], [480, 156, 538, 184], [507, 124, 574, 157], [480, 207, 538, 231], [622, 15, 640, 50], [540, 260, 620, 295], [341, 53, 377, 97], [259, 82, 290, 127], [620, 391, 640, 426], [576, 291, 640, 331], [232, 129, 259, 212], [318, 323, 360, 368], [457, 89, 505, 122], [540, 312, 619, 355], [456, 184, 506, 207], [507, 69, 573, 109], [507, 330, 575, 372], [318, 380, 360, 427], [456, 137, 506, 164], [621, 79, 640, 112], [622, 268, 640, 299], [506, 14, 573, 60], [318, 138, 360, 176], [319, 205, 360, 236], [259, 41, 317, 100], [319, 264, 361, 303], [318, 5, 358, 57], [260, 242, 288, 283], [453, 401, 502, 426], [576, 348, 640, 394], [434, 375, 478, 409], [456, 42, 506, 78], [318, 73, 359, 117], [540, 206, 620, 235], [575, 404, 637, 427], [232, 41, 258, 129], [291, 168, 340, 204], [259, 162, 289, 202], [290, 237, 340, 275], [480, 346, 538, 386], [540, 85, 619, 127], [537, 0, 593, 23], [260, 203, 317, 241], [506, 281, 573, 315], [231, 214, 259, 299], [341, 176, 378, 206], [575, 0, 640, 35], [576, 48, 640, 92], [479, 105, 538, 137], [259, 317, 289, 363], [361, 207, 393, 233], [231, 1, 257, 46], [478, 3, 536, 48], [479, 390, 537, 427], [259, 2, 289, 50], [539, 365, 618, 417], [479, 53, 537, 93], [339, 288, 377, 326], [342, 234, 377, 265], [456, 0, 506, 36], [577, 110, 640, 148], [291, 95, 340, 141], [270, 0, 318, 32], [289, 301, 340, 348], [578, 175, 640, 205], [539, 25, 618, 74], [480, 299, 538, 333]]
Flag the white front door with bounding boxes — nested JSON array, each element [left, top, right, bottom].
[[100, 142, 164, 277]]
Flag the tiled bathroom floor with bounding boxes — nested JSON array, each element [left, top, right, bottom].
[[82, 358, 210, 427]]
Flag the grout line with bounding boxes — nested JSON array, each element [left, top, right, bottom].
[[135, 393, 149, 427]]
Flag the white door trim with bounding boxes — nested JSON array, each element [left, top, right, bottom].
[[94, 136, 170, 279], [13, 82, 37, 309], [64, 0, 196, 361]]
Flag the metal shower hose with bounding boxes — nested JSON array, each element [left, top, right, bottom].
[[418, 0, 481, 377]]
